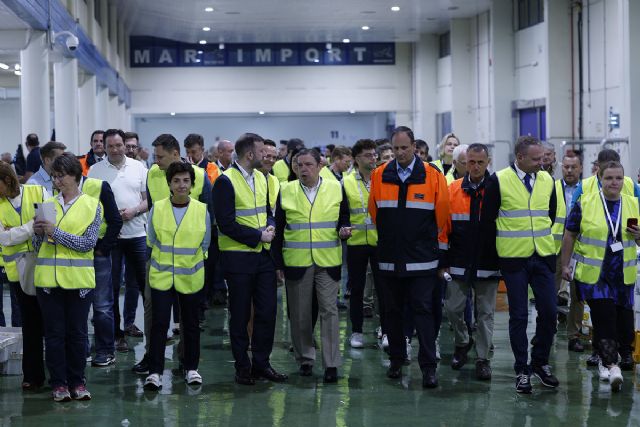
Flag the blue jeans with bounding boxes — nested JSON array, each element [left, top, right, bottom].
[[502, 255, 557, 373], [37, 288, 93, 389], [111, 237, 147, 336], [92, 255, 114, 357], [0, 276, 21, 327]]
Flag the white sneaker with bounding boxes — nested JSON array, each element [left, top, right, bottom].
[[381, 334, 389, 350], [350, 332, 364, 349], [144, 373, 161, 390], [598, 362, 610, 382], [405, 337, 412, 362], [185, 370, 203, 385], [609, 366, 623, 392]]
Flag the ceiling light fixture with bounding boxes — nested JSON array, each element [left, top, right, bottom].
[[349, 110, 356, 114], [326, 42, 332, 50], [197, 50, 203, 54], [204, 7, 214, 12], [342, 38, 350, 43], [361, 25, 370, 30], [199, 40, 207, 45], [219, 43, 225, 50], [170, 112, 176, 116], [258, 111, 265, 115], [14, 64, 20, 70], [202, 27, 211, 31], [14, 70, 22, 76], [0, 63, 9, 70], [391, 6, 400, 12]]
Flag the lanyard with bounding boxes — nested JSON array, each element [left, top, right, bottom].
[[599, 191, 621, 242]]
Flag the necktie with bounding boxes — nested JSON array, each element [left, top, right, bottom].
[[523, 174, 532, 193]]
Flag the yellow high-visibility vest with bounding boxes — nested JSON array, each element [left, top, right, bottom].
[[343, 172, 377, 247], [80, 177, 106, 238], [272, 159, 290, 184], [147, 163, 205, 203]]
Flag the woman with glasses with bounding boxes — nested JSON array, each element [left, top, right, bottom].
[[33, 153, 102, 402]]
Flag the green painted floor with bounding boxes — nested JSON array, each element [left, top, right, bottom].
[[1, 290, 640, 426]]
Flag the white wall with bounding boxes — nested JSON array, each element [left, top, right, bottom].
[[133, 113, 389, 151], [0, 99, 21, 155], [128, 44, 414, 119], [515, 23, 547, 102]]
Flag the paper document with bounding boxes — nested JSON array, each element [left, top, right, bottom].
[[34, 202, 56, 223]]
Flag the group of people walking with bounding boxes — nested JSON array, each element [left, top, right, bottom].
[[0, 126, 638, 402]]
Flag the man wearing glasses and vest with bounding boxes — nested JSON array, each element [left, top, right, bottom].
[[212, 133, 287, 386], [480, 136, 559, 394], [369, 126, 450, 389]]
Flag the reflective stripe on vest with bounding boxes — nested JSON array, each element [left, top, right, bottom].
[[449, 266, 500, 279], [343, 173, 377, 246], [0, 185, 44, 282], [149, 198, 207, 294], [281, 179, 342, 268], [378, 260, 439, 272], [551, 179, 567, 254], [81, 177, 106, 238], [218, 168, 268, 253], [34, 195, 98, 289], [147, 163, 205, 203], [572, 192, 638, 285], [495, 168, 555, 258]]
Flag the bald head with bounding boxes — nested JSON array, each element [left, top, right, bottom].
[[217, 139, 234, 168]]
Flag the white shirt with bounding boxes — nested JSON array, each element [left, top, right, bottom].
[[57, 192, 81, 213], [514, 162, 536, 188], [301, 177, 322, 204], [235, 162, 255, 193], [88, 156, 148, 238]]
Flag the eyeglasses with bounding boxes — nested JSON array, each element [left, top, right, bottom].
[[51, 174, 66, 181], [125, 145, 139, 150], [357, 153, 378, 159]]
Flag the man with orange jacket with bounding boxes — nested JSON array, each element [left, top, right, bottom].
[[184, 134, 221, 184], [369, 126, 450, 389], [443, 143, 500, 381]]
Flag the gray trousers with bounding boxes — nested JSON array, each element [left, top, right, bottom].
[[286, 265, 341, 368], [444, 278, 498, 360], [363, 263, 374, 309], [554, 255, 584, 337]]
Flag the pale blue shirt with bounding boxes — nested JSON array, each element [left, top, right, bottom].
[[26, 166, 53, 194], [396, 157, 416, 182]]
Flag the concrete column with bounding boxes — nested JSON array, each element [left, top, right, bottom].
[[623, 0, 640, 175], [53, 57, 80, 154], [95, 85, 109, 130], [19, 31, 50, 145], [413, 34, 439, 145], [545, 0, 573, 149], [490, 0, 516, 169], [450, 19, 475, 144], [78, 74, 97, 149], [108, 94, 119, 128]]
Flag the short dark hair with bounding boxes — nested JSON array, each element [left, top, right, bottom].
[[287, 138, 305, 153], [374, 138, 390, 147], [235, 133, 264, 158], [104, 129, 126, 144], [40, 141, 67, 160], [296, 148, 321, 165], [597, 148, 620, 165], [184, 133, 204, 149], [152, 134, 181, 154], [326, 144, 336, 152], [352, 139, 377, 158], [514, 135, 541, 156], [90, 130, 104, 143], [124, 132, 139, 143], [467, 143, 490, 157], [377, 143, 392, 156], [264, 139, 277, 148], [25, 133, 39, 147], [391, 126, 415, 142], [51, 152, 83, 183], [598, 161, 624, 178], [331, 146, 352, 160], [415, 139, 428, 153], [562, 152, 582, 165], [166, 161, 195, 187]]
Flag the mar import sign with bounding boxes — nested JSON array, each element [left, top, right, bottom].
[[130, 36, 395, 67]]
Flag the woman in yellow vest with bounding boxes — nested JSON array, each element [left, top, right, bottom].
[[144, 162, 210, 391], [561, 161, 640, 392], [33, 153, 101, 402], [272, 148, 352, 383], [0, 161, 47, 391], [436, 132, 460, 175]]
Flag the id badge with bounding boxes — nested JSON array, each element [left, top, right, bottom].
[[610, 241, 623, 252]]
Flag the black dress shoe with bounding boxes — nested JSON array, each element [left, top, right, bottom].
[[568, 338, 584, 353], [323, 367, 338, 383], [619, 354, 635, 371], [132, 355, 149, 375], [299, 364, 313, 376], [422, 367, 438, 388], [253, 366, 288, 382], [586, 352, 600, 367], [387, 363, 402, 379], [475, 359, 492, 380], [235, 369, 255, 385]]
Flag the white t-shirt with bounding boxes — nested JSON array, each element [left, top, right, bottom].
[[88, 156, 148, 238]]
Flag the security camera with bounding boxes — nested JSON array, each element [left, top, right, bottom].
[[52, 31, 80, 53], [65, 34, 79, 51]]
